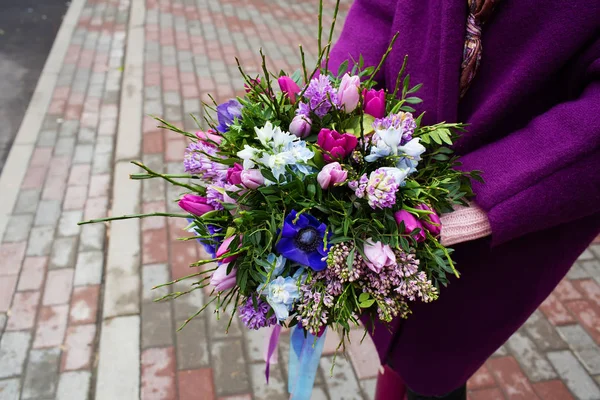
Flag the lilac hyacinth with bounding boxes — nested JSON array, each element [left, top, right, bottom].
[[301, 75, 338, 118], [348, 173, 369, 198], [364, 168, 401, 209], [373, 112, 417, 145], [206, 183, 225, 211], [239, 297, 277, 330], [183, 141, 228, 181]]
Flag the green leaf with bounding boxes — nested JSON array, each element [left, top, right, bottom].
[[438, 128, 453, 145], [291, 69, 303, 85], [260, 168, 277, 184], [337, 60, 349, 78], [432, 154, 450, 161], [358, 292, 370, 303], [346, 247, 356, 271], [404, 97, 423, 104], [345, 114, 376, 136], [359, 299, 376, 308]]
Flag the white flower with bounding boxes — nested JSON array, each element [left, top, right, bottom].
[[364, 127, 403, 162], [237, 145, 261, 169], [396, 138, 426, 173], [255, 121, 296, 150], [378, 167, 410, 185], [259, 151, 296, 183]]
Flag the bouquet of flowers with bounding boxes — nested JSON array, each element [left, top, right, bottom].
[[80, 3, 481, 398]]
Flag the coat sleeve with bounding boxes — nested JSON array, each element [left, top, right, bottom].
[[328, 0, 396, 84], [459, 58, 600, 246]]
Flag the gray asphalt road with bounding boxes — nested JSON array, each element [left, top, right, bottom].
[[0, 0, 69, 173]]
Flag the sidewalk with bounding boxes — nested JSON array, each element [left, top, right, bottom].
[[1, 0, 600, 399]]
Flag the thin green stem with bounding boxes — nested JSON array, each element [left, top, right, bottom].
[[317, 0, 323, 56], [78, 212, 190, 225], [131, 161, 197, 192], [130, 173, 198, 180], [299, 44, 308, 84], [365, 32, 400, 87], [324, 0, 341, 74]]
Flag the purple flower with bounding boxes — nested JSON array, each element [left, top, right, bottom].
[[364, 168, 401, 209], [239, 297, 277, 330], [206, 183, 225, 211], [216, 99, 242, 133], [183, 141, 228, 181], [415, 204, 441, 236], [317, 162, 347, 189], [317, 128, 358, 163], [278, 76, 301, 104], [240, 168, 265, 189], [275, 210, 330, 271], [289, 115, 312, 138], [373, 112, 416, 145], [363, 239, 396, 273], [178, 194, 215, 216], [394, 210, 426, 242], [194, 223, 221, 259], [337, 74, 361, 112], [363, 89, 386, 118], [210, 263, 237, 291], [226, 163, 243, 185], [303, 75, 337, 118]]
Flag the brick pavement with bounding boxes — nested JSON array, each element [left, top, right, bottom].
[[1, 0, 600, 399]]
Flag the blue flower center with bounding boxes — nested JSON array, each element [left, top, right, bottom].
[[295, 227, 320, 252]]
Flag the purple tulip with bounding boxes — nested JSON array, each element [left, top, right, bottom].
[[240, 169, 265, 189], [317, 162, 347, 189], [317, 128, 358, 163], [394, 210, 426, 242], [216, 99, 243, 133], [337, 74, 361, 112], [226, 163, 243, 185], [363, 89, 386, 118], [289, 115, 312, 138], [210, 263, 237, 291], [415, 204, 442, 236], [216, 235, 241, 263], [178, 194, 215, 216], [277, 76, 301, 104], [244, 77, 261, 93]]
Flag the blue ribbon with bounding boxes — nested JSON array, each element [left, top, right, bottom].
[[288, 325, 327, 400]]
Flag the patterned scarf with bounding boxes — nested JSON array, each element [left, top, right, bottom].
[[459, 0, 500, 98]]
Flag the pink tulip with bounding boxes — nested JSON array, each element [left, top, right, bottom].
[[195, 129, 222, 145], [216, 235, 241, 263], [178, 194, 214, 216], [289, 115, 312, 138], [363, 239, 396, 273], [277, 76, 301, 104], [210, 263, 237, 291], [337, 74, 361, 112], [240, 169, 265, 189], [394, 210, 426, 242], [317, 162, 347, 189], [317, 129, 358, 163], [415, 204, 442, 236], [226, 163, 243, 185], [363, 89, 386, 118]]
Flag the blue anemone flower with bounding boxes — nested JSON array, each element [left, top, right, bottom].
[[216, 99, 242, 133], [275, 210, 330, 271], [188, 220, 221, 258]]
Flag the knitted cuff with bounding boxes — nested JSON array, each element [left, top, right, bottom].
[[439, 203, 492, 246]]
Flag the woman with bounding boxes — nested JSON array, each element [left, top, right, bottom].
[[329, 0, 600, 398]]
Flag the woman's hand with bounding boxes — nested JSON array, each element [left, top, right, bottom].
[[440, 202, 492, 246]]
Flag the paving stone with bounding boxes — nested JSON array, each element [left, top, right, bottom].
[[208, 302, 242, 339], [320, 355, 362, 400], [581, 260, 600, 277], [567, 263, 593, 280], [2, 215, 34, 243], [522, 310, 567, 351], [176, 317, 210, 369], [50, 237, 78, 269], [0, 276, 17, 313], [6, 291, 40, 331], [0, 331, 31, 378], [33, 305, 69, 348], [92, 152, 113, 174], [61, 324, 96, 371], [311, 386, 330, 400], [0, 379, 20, 400], [26, 226, 54, 256], [63, 186, 87, 210], [558, 325, 600, 375], [58, 210, 83, 237], [547, 350, 600, 400], [13, 189, 41, 214], [59, 120, 79, 137], [211, 339, 250, 396], [43, 268, 74, 305], [565, 300, 600, 345], [579, 249, 596, 261], [17, 256, 47, 291], [360, 378, 376, 400], [74, 251, 104, 286], [0, 242, 26, 275], [172, 281, 204, 320], [142, 263, 170, 302], [21, 348, 61, 399], [69, 285, 100, 325], [468, 365, 497, 391], [178, 368, 215, 400], [79, 224, 105, 251], [95, 316, 140, 400], [531, 380, 575, 400], [141, 347, 177, 399], [54, 137, 76, 156], [245, 328, 267, 363], [0, 314, 5, 334], [34, 200, 62, 227], [38, 129, 59, 147], [141, 302, 173, 348], [346, 329, 379, 380], [56, 371, 91, 400], [487, 356, 539, 399], [250, 362, 287, 400], [505, 331, 557, 381]]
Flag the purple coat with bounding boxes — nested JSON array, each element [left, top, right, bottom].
[[330, 0, 600, 395]]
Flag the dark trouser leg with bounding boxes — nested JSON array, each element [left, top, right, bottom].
[[406, 384, 467, 400]]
